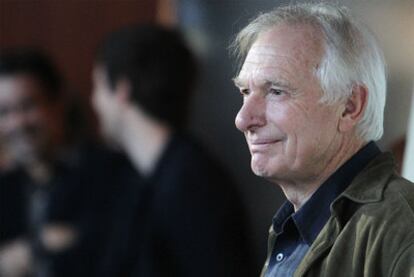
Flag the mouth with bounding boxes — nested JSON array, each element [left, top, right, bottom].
[[248, 139, 281, 152]]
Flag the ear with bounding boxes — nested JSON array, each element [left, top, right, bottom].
[[114, 78, 131, 105], [338, 84, 368, 133]]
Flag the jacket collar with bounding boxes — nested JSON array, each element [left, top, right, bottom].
[[295, 152, 397, 277], [332, 152, 396, 212]]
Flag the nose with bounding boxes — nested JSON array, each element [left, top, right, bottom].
[[235, 93, 266, 132]]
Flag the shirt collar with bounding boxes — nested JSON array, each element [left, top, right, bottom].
[[272, 142, 381, 245]]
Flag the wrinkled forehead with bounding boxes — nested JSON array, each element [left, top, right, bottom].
[[236, 24, 324, 86]]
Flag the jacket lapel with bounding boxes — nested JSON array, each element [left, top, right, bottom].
[[294, 153, 395, 276], [294, 216, 340, 276]]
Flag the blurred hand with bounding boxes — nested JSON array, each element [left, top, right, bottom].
[[0, 239, 33, 277], [41, 223, 79, 252]]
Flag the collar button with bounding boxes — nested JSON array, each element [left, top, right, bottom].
[[276, 253, 284, 262]]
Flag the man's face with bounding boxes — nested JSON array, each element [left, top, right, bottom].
[[0, 75, 56, 167], [91, 66, 122, 145], [234, 24, 344, 183]]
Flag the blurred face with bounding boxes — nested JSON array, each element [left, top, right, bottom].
[[91, 66, 122, 144], [0, 75, 56, 167], [234, 24, 343, 183]]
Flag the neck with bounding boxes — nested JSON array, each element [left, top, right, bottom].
[[279, 137, 366, 212], [118, 106, 171, 177]]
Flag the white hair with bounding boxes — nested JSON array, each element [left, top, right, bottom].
[[231, 3, 387, 141]]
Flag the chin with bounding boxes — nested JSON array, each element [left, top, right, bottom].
[[251, 162, 273, 178], [251, 156, 287, 180], [251, 154, 271, 176]]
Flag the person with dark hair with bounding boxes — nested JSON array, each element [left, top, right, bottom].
[[0, 49, 63, 170], [91, 24, 255, 277], [0, 48, 106, 277]]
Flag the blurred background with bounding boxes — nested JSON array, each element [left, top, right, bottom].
[[1, 0, 413, 268]]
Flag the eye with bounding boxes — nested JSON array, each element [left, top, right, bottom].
[[269, 88, 285, 96], [239, 88, 250, 96]]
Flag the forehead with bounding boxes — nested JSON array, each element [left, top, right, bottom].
[[236, 24, 324, 86], [0, 74, 47, 104]]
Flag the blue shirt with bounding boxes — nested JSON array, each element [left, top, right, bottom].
[[265, 142, 381, 277]]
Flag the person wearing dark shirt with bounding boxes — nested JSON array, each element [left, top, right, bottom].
[[231, 3, 414, 276], [0, 49, 106, 277], [91, 24, 255, 276]]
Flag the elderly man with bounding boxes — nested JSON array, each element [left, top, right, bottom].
[[232, 3, 414, 277]]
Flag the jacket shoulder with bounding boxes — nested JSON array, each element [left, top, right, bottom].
[[359, 173, 414, 234], [384, 173, 414, 213]]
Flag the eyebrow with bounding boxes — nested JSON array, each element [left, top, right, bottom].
[[265, 79, 292, 90], [232, 77, 293, 91], [232, 77, 245, 88]]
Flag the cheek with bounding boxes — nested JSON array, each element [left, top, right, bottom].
[[96, 97, 119, 132], [92, 89, 105, 111], [95, 94, 114, 123], [267, 103, 320, 157], [293, 109, 340, 160], [92, 92, 104, 112], [266, 102, 303, 137]]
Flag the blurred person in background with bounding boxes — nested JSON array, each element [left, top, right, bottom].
[[91, 24, 256, 277], [0, 49, 107, 277], [232, 3, 414, 277]]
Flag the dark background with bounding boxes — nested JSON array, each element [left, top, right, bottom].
[[1, 0, 412, 267]]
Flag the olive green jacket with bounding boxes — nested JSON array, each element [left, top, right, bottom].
[[262, 153, 414, 277]]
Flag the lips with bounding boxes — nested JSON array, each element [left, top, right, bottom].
[[248, 139, 281, 152], [250, 139, 278, 144]]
